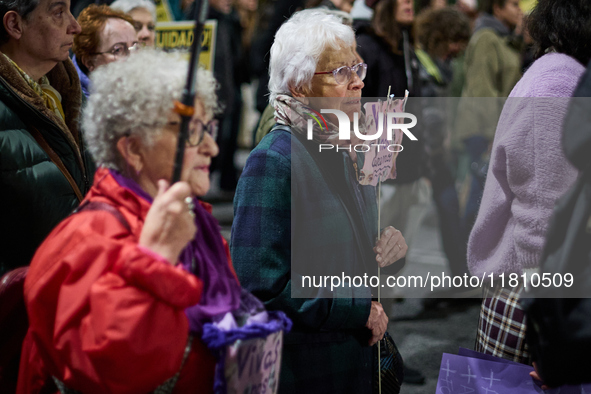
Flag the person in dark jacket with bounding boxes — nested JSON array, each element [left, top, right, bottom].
[[356, 0, 425, 229], [413, 6, 472, 279], [187, 0, 243, 193], [232, 10, 407, 393], [356, 0, 426, 281], [525, 40, 591, 394], [249, 0, 304, 115], [356, 2, 439, 384], [0, 0, 93, 276]]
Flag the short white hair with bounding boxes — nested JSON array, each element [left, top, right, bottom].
[[110, 0, 156, 21], [83, 49, 219, 171], [268, 9, 355, 103]]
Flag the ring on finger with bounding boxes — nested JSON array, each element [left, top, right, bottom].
[[397, 243, 402, 250], [185, 196, 195, 217]]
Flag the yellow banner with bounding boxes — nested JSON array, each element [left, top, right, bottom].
[[520, 0, 537, 13], [154, 0, 173, 22], [155, 20, 217, 71]]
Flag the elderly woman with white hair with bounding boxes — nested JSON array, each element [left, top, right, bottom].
[[17, 50, 241, 393], [231, 9, 407, 393], [111, 0, 157, 47]]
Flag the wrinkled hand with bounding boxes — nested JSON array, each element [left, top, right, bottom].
[[374, 226, 407, 268], [366, 301, 388, 346], [139, 180, 197, 265], [529, 362, 550, 391]]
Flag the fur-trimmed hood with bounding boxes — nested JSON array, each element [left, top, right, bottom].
[[0, 52, 83, 150]]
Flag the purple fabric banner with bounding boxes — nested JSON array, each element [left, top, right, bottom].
[[458, 347, 525, 367], [437, 352, 591, 393]]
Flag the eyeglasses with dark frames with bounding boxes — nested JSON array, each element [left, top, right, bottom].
[[186, 119, 219, 146], [314, 62, 367, 85]]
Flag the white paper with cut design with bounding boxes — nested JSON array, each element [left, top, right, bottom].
[[358, 92, 408, 186], [223, 331, 283, 394]]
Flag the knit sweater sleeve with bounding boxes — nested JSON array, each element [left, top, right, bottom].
[[467, 54, 583, 277]]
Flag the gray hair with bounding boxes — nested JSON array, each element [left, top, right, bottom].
[[0, 0, 40, 43], [110, 0, 156, 21], [83, 49, 219, 171], [268, 9, 355, 103]]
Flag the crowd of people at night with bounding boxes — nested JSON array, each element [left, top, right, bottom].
[[1, 0, 591, 392]]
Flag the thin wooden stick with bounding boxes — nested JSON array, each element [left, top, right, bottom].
[[378, 174, 382, 394], [377, 88, 390, 394]]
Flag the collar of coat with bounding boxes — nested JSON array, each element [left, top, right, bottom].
[[0, 51, 83, 150]]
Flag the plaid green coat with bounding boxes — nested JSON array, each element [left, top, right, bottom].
[[231, 127, 380, 394]]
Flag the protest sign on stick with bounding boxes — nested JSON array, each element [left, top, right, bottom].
[[358, 91, 408, 186]]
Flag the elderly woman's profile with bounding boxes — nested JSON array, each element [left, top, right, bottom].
[[17, 50, 243, 393], [231, 9, 407, 393]]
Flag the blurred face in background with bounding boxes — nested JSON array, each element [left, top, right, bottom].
[[494, 0, 522, 30], [87, 18, 137, 71], [129, 7, 156, 47], [395, 0, 414, 25]]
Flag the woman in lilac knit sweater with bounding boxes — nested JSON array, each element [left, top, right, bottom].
[[467, 0, 591, 364]]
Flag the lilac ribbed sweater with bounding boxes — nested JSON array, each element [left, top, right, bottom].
[[467, 53, 585, 277]]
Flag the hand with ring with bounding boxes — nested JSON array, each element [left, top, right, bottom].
[[185, 196, 196, 218], [139, 180, 197, 265], [373, 226, 407, 268]]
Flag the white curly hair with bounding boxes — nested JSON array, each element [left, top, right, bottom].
[[83, 49, 219, 171], [110, 0, 156, 21], [268, 9, 356, 104]]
